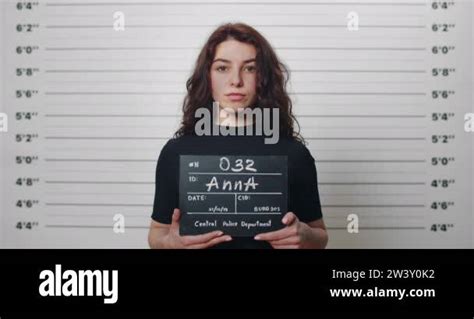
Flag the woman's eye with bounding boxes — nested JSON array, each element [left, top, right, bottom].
[[216, 66, 228, 72], [244, 65, 256, 72]]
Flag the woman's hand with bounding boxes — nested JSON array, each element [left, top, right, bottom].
[[162, 208, 232, 249], [254, 212, 327, 249]]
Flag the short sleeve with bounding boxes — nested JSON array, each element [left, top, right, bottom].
[[289, 145, 323, 223], [151, 140, 179, 224]]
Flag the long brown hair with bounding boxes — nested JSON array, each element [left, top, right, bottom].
[[174, 22, 302, 142]]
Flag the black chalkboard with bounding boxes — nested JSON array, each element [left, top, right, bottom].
[[179, 155, 288, 237]]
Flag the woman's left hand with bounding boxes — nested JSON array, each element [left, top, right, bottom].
[[254, 212, 313, 249]]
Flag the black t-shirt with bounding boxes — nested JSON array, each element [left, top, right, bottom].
[[151, 133, 323, 249]]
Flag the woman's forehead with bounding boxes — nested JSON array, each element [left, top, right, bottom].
[[214, 39, 256, 61]]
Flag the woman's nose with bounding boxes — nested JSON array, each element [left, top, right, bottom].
[[230, 70, 243, 87]]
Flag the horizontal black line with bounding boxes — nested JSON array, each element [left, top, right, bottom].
[[297, 115, 426, 118], [294, 70, 426, 73], [43, 181, 425, 185], [320, 193, 425, 195], [45, 47, 199, 51], [44, 47, 426, 51], [317, 160, 426, 163], [307, 137, 426, 140], [327, 226, 426, 230], [319, 182, 425, 185], [44, 136, 169, 139], [45, 159, 155, 162], [43, 158, 428, 163], [44, 69, 426, 73], [45, 92, 183, 95], [47, 212, 151, 218], [45, 225, 426, 230], [45, 2, 427, 7], [322, 205, 425, 207], [44, 91, 425, 96], [45, 181, 153, 184], [45, 136, 426, 141], [293, 92, 426, 95], [46, 203, 151, 207], [45, 69, 187, 73], [44, 114, 425, 119], [43, 137, 426, 141], [45, 114, 179, 117], [44, 225, 148, 229], [45, 24, 426, 29]]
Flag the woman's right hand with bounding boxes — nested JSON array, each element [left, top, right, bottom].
[[164, 208, 232, 249]]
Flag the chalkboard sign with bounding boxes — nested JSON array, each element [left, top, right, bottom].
[[179, 155, 288, 237]]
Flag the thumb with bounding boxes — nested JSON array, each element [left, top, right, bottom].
[[282, 212, 297, 226], [171, 208, 181, 225]]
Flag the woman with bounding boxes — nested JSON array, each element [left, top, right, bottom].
[[148, 23, 328, 249]]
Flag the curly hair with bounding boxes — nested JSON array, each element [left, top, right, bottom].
[[174, 22, 302, 142]]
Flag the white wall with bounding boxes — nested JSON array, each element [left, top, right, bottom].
[[0, 0, 5, 247]]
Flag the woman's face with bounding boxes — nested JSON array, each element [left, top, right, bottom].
[[210, 39, 257, 111]]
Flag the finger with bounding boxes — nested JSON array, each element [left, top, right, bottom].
[[282, 212, 297, 226], [171, 208, 181, 225], [271, 244, 299, 249], [181, 230, 224, 246], [188, 235, 232, 249], [269, 236, 300, 246], [254, 226, 294, 242]]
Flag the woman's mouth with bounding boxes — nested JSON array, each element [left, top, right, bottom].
[[226, 93, 246, 102]]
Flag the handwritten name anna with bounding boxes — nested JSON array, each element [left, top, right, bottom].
[[205, 176, 259, 192]]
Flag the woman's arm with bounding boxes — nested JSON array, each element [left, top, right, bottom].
[[304, 218, 329, 249], [148, 220, 172, 249]]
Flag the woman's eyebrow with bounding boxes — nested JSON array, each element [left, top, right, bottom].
[[212, 58, 256, 64], [212, 58, 231, 64]]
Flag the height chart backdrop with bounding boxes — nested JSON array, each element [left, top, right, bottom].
[[0, 0, 472, 248]]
